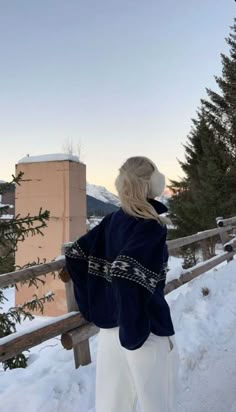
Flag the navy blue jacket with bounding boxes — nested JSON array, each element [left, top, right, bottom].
[[65, 199, 174, 350]]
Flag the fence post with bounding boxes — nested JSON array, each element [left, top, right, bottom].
[[61, 244, 91, 368], [216, 217, 233, 263]]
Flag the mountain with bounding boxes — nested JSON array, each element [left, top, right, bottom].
[[0, 178, 170, 218], [87, 195, 119, 217], [87, 184, 171, 217], [86, 183, 120, 217], [158, 189, 172, 207], [86, 183, 120, 207]]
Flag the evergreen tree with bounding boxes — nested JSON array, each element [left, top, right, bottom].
[[169, 111, 228, 234], [182, 111, 230, 225], [168, 178, 197, 238], [0, 174, 54, 370], [202, 19, 236, 213], [169, 19, 236, 244]]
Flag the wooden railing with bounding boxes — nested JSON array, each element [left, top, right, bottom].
[[1, 216, 236, 368]]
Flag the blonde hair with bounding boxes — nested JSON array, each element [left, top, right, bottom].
[[115, 156, 162, 222]]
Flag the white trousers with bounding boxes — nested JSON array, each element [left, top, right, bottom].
[[96, 328, 179, 412]]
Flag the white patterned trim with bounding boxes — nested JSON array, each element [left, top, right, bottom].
[[65, 241, 87, 260], [88, 255, 166, 293], [88, 256, 112, 283], [66, 245, 167, 292], [111, 255, 166, 293]]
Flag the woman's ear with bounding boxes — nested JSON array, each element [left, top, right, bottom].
[[149, 169, 166, 198]]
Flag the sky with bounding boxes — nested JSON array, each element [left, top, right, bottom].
[[0, 1, 235, 193]]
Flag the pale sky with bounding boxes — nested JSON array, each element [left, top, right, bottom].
[[0, 1, 235, 192]]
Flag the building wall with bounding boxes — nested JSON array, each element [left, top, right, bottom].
[[15, 159, 86, 316]]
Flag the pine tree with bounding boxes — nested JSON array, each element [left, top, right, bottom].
[[168, 110, 230, 259], [169, 19, 236, 244], [0, 174, 54, 370], [168, 178, 197, 238], [182, 111, 231, 226], [169, 111, 228, 233], [202, 19, 236, 214]]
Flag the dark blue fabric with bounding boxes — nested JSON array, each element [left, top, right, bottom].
[[65, 200, 174, 350]]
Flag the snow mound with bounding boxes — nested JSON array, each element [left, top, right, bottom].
[[167, 256, 184, 282]]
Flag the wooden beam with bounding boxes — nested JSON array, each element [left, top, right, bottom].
[[61, 323, 99, 350], [75, 340, 92, 367], [61, 244, 91, 368], [224, 237, 236, 253], [59, 267, 70, 283], [0, 258, 65, 289], [216, 217, 233, 262], [0, 312, 85, 362], [2, 222, 233, 290], [1, 249, 235, 364], [165, 250, 235, 294], [217, 216, 236, 227], [167, 225, 234, 251]]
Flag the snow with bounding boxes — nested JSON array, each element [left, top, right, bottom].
[[224, 236, 236, 251], [0, 214, 14, 220], [170, 260, 236, 411], [86, 183, 120, 207], [1, 287, 15, 312], [167, 256, 184, 282], [0, 203, 13, 208], [1, 259, 236, 412], [0, 202, 14, 220], [18, 154, 81, 164], [0, 311, 78, 345], [87, 216, 103, 230]]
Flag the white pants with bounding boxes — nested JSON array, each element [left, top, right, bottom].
[[96, 328, 179, 412]]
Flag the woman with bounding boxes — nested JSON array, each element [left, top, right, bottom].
[[65, 156, 178, 412]]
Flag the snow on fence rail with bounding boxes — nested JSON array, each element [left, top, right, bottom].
[[1, 216, 236, 368], [224, 237, 236, 253], [167, 225, 235, 250], [0, 312, 84, 362], [216, 216, 236, 227], [0, 259, 65, 289], [165, 250, 235, 294]]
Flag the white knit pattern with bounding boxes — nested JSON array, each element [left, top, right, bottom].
[[66, 243, 167, 293]]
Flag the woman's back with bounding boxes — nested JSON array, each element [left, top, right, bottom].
[[65, 156, 178, 412], [66, 199, 174, 349]]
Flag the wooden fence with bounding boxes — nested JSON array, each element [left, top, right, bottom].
[[1, 216, 236, 368]]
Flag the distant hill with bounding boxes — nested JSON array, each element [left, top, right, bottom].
[[1, 179, 170, 218], [87, 195, 119, 217], [86, 183, 120, 207]]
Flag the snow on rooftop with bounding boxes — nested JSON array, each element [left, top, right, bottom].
[[18, 153, 80, 164], [0, 203, 14, 209], [0, 214, 14, 220]]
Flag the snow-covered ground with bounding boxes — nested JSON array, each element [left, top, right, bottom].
[[1, 258, 236, 412]]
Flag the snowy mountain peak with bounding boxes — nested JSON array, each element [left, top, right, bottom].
[[86, 183, 171, 208], [86, 183, 120, 207]]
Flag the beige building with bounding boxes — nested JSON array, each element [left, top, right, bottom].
[[15, 154, 86, 316]]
